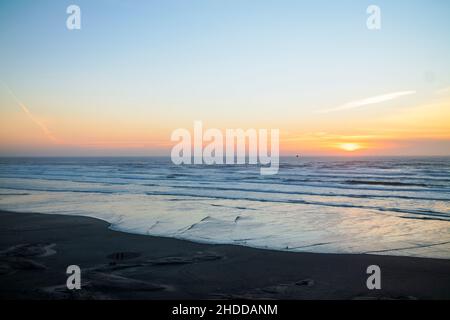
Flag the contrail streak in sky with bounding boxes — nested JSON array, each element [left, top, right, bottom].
[[318, 91, 416, 113], [3, 84, 59, 143]]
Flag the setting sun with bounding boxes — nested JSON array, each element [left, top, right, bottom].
[[339, 143, 361, 152]]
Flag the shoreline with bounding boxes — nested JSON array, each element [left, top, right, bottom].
[[0, 210, 449, 300]]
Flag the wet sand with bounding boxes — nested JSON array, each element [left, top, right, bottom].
[[0, 210, 449, 300]]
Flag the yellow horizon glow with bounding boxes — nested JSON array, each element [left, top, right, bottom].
[[338, 143, 361, 152]]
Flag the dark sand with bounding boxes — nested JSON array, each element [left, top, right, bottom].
[[0, 210, 449, 300]]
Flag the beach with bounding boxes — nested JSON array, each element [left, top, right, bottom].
[[1, 210, 449, 300]]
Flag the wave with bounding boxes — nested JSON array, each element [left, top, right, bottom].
[[3, 173, 449, 194], [345, 180, 428, 187], [159, 184, 450, 202], [143, 191, 450, 221], [2, 180, 449, 203]]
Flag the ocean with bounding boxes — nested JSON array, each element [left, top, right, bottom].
[[0, 156, 449, 258]]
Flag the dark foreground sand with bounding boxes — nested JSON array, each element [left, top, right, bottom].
[[0, 210, 449, 300]]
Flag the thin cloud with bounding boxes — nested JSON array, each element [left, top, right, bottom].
[[436, 86, 450, 94], [3, 84, 59, 143], [318, 91, 416, 113]]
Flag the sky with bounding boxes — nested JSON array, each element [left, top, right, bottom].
[[0, 0, 449, 156]]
